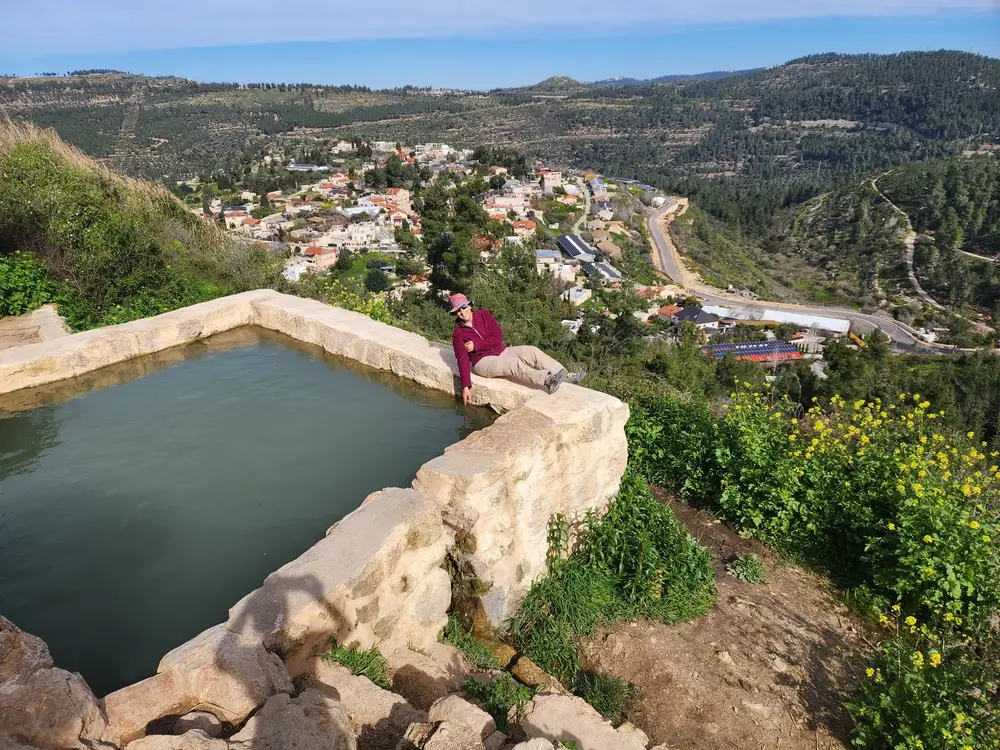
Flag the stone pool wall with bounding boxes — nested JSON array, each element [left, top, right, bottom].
[[0, 290, 628, 749]]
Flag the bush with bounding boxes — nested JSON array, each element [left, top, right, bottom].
[[626, 386, 1000, 747], [321, 640, 390, 689], [508, 472, 715, 723], [847, 610, 998, 749], [0, 251, 54, 316], [364, 268, 391, 293]]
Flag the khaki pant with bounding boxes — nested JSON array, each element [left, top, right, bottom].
[[472, 346, 564, 388]]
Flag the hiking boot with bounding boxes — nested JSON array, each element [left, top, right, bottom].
[[565, 368, 586, 385], [544, 369, 568, 394]]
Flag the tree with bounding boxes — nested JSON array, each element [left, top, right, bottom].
[[336, 249, 353, 271], [365, 268, 391, 293], [260, 192, 270, 208]]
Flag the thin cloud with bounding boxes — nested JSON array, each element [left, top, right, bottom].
[[3, 0, 995, 57]]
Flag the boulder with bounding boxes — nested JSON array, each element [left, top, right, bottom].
[[159, 624, 293, 722], [616, 722, 649, 748], [388, 643, 469, 711], [228, 690, 355, 750], [171, 711, 224, 738], [510, 741, 555, 750], [306, 660, 425, 750], [520, 691, 645, 750], [0, 617, 110, 750], [126, 730, 228, 750], [428, 695, 496, 742]]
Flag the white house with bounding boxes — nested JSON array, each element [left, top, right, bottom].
[[562, 286, 593, 306]]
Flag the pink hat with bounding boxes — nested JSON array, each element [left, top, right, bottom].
[[449, 293, 470, 313]]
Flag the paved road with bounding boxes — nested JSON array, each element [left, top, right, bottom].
[[572, 177, 591, 235], [646, 203, 945, 354]]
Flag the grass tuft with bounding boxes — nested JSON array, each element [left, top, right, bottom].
[[442, 613, 503, 670], [463, 674, 533, 733], [321, 640, 390, 689]]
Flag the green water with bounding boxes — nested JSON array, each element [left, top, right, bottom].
[[0, 327, 492, 697]]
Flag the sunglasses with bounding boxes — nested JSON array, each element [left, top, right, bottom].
[[454, 304, 470, 313]]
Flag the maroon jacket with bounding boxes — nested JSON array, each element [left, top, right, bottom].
[[452, 309, 506, 389]]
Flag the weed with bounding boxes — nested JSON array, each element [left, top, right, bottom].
[[463, 674, 533, 733], [442, 613, 503, 670], [726, 553, 767, 583], [321, 641, 390, 689]]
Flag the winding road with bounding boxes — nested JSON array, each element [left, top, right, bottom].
[[572, 176, 591, 235], [645, 202, 945, 354], [870, 175, 944, 310]]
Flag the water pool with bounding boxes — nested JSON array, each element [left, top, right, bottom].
[[0, 327, 492, 696]]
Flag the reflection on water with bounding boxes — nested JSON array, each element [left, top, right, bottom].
[[0, 326, 494, 696]]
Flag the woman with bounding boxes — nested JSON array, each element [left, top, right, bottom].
[[449, 293, 584, 405]]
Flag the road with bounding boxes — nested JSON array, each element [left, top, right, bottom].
[[645, 202, 945, 354], [572, 177, 591, 235], [870, 175, 944, 310]]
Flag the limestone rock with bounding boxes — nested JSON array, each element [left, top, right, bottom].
[[616, 722, 649, 748], [228, 689, 355, 750], [428, 695, 497, 742], [396, 722, 434, 749], [0, 616, 110, 750], [126, 730, 228, 750], [306, 660, 425, 750], [421, 721, 485, 750], [510, 741, 555, 750], [158, 624, 293, 723], [171, 711, 224, 738], [388, 644, 469, 711], [520, 691, 645, 750]]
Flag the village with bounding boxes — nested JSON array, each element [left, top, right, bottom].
[[186, 140, 860, 374]]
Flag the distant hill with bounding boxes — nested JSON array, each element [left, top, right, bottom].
[[592, 68, 764, 86]]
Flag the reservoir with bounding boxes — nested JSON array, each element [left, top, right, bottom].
[[0, 327, 492, 696]]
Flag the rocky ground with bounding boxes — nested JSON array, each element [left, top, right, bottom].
[[583, 490, 869, 750]]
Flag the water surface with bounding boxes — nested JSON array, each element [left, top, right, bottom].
[[0, 327, 491, 695]]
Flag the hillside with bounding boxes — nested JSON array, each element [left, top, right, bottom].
[[4, 51, 997, 202], [0, 121, 280, 329]]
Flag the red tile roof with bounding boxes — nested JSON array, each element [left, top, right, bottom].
[[658, 304, 682, 318]]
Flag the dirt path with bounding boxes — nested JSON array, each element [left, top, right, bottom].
[[582, 490, 868, 750]]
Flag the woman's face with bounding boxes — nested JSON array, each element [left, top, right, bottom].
[[455, 304, 473, 324]]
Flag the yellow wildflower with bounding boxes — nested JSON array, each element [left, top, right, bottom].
[[865, 667, 874, 677], [887, 522, 896, 531], [923, 535, 934, 543], [970, 520, 981, 529], [905, 616, 917, 626], [911, 651, 924, 667], [929, 652, 942, 668]]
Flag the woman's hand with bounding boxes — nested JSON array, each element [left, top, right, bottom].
[[462, 386, 472, 406], [465, 340, 475, 353]]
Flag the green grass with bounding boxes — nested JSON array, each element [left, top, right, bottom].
[[321, 641, 390, 689], [507, 472, 716, 724], [726, 553, 767, 584], [442, 613, 503, 670], [463, 674, 533, 732]]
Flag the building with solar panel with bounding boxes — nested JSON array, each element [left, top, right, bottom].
[[702, 340, 804, 364], [556, 235, 596, 263]]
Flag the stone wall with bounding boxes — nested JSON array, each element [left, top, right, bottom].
[[0, 291, 628, 748]]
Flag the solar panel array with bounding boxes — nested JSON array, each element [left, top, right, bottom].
[[703, 341, 803, 363]]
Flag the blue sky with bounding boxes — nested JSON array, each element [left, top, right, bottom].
[[2, 1, 998, 89]]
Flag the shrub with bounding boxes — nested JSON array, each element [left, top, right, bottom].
[[321, 641, 390, 689], [508, 472, 715, 723], [727, 553, 767, 583], [324, 278, 393, 324], [0, 251, 54, 316], [463, 674, 533, 732]]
